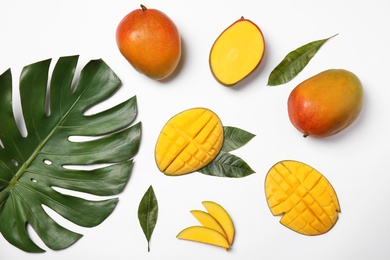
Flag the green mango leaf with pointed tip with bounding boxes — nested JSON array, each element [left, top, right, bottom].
[[138, 185, 158, 252], [198, 151, 255, 178], [267, 34, 337, 86], [221, 126, 255, 152], [198, 126, 255, 178], [0, 56, 141, 253]]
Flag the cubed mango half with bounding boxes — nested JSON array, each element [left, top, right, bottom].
[[155, 108, 224, 175], [265, 160, 340, 235]]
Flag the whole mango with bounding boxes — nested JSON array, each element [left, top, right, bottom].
[[288, 69, 363, 138], [116, 4, 181, 80]]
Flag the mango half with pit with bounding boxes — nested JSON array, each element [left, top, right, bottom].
[[265, 160, 340, 235], [155, 108, 224, 175], [209, 17, 265, 86]]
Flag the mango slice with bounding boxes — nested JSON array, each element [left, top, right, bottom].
[[155, 108, 223, 175], [176, 226, 230, 249], [202, 201, 234, 245], [190, 210, 228, 240], [209, 17, 265, 86], [265, 160, 340, 235], [177, 201, 234, 250]]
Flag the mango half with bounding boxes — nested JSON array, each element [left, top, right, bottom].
[[265, 160, 340, 235], [209, 17, 265, 86], [155, 108, 224, 175]]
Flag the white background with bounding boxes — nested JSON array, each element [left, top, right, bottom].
[[0, 0, 389, 259]]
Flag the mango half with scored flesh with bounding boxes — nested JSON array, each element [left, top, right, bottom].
[[155, 108, 224, 175], [265, 160, 340, 235], [209, 17, 265, 86]]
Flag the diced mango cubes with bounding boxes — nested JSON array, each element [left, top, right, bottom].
[[155, 108, 224, 175], [265, 160, 340, 235]]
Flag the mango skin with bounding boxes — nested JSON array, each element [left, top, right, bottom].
[[288, 69, 363, 138], [116, 5, 181, 80]]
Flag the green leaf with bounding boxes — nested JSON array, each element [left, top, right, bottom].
[[138, 185, 158, 252], [0, 56, 141, 252], [198, 151, 255, 178], [198, 125, 255, 178], [222, 126, 255, 152], [267, 34, 337, 86]]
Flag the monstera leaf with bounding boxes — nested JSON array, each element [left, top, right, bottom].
[[0, 56, 141, 252]]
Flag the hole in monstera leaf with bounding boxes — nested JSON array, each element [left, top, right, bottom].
[[24, 205, 82, 251], [11, 159, 18, 166], [41, 204, 85, 239], [11, 86, 28, 138], [68, 135, 101, 142], [52, 186, 104, 201], [62, 163, 112, 171], [0, 139, 3, 148], [44, 159, 52, 165], [82, 94, 123, 117], [25, 222, 46, 250]]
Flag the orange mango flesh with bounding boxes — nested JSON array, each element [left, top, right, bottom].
[[209, 18, 265, 86], [190, 210, 228, 240], [265, 160, 340, 235], [202, 201, 234, 245], [177, 201, 234, 250], [176, 226, 230, 249], [155, 108, 223, 175]]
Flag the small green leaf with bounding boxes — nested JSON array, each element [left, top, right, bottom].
[[222, 126, 255, 152], [198, 125, 255, 178], [267, 34, 337, 86], [198, 151, 255, 178], [138, 185, 158, 252]]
